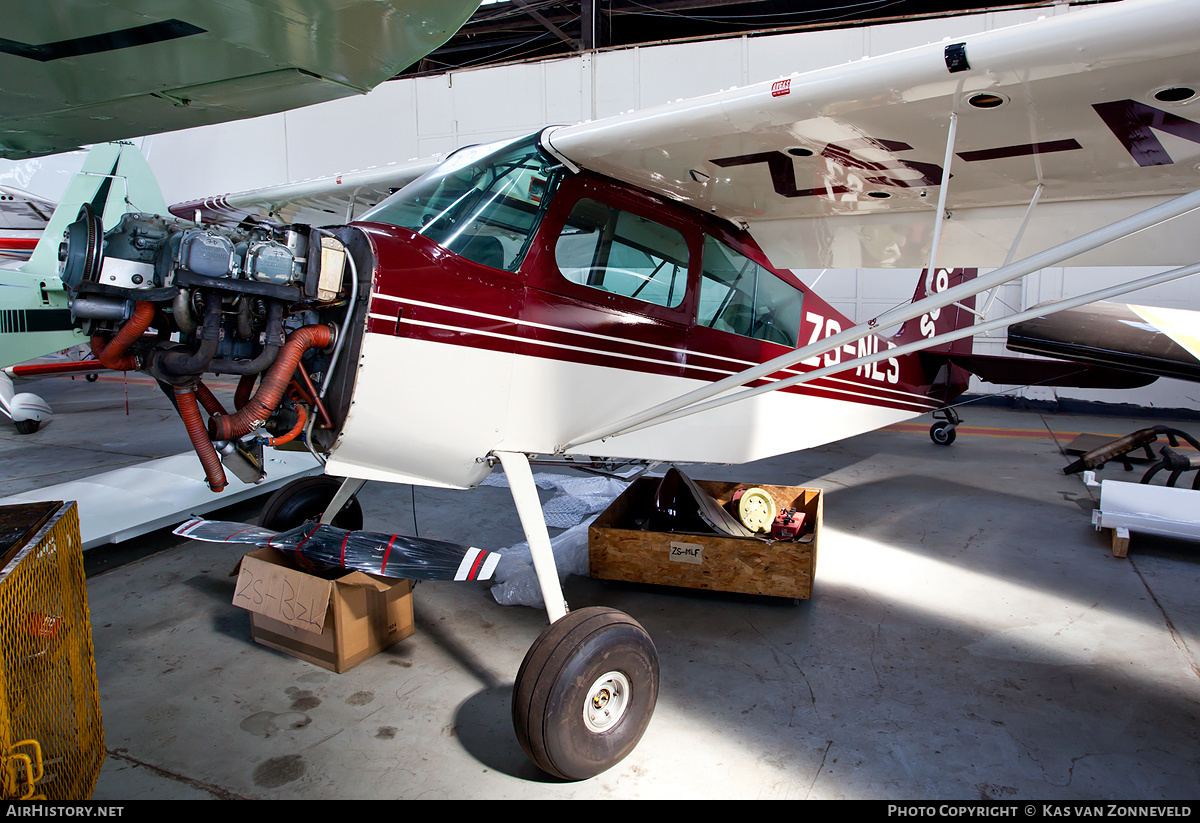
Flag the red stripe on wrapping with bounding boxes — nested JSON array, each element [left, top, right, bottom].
[[340, 532, 350, 568], [295, 525, 319, 550], [380, 535, 397, 575], [284, 525, 321, 572], [468, 550, 487, 581]]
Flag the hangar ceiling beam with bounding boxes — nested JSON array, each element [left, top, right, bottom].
[[511, 0, 582, 51]]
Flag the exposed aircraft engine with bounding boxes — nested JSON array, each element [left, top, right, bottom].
[[57, 204, 369, 493]]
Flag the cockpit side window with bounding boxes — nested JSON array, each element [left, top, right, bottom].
[[359, 135, 560, 272], [554, 198, 689, 309], [698, 236, 802, 347]]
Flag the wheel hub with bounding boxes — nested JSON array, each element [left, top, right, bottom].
[[584, 671, 631, 733]]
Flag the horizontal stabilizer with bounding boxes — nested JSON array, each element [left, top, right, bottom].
[[175, 518, 500, 582]]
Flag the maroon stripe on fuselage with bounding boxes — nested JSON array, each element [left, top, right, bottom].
[[369, 296, 934, 412], [359, 223, 936, 414]]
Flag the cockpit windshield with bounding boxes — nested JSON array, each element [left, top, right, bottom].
[[359, 134, 562, 272]]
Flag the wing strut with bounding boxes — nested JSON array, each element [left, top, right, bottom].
[[979, 183, 1045, 319], [923, 111, 957, 282], [559, 187, 1200, 452]]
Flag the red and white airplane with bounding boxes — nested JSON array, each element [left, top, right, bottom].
[[0, 186, 55, 261], [44, 0, 1200, 780]]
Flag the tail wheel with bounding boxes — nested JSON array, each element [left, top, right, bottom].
[[259, 476, 363, 531], [513, 606, 659, 781], [930, 421, 957, 446]]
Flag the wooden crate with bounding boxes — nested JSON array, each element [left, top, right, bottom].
[[589, 477, 821, 599]]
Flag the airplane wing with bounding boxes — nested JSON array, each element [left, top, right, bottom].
[[168, 155, 443, 227], [0, 186, 55, 230], [540, 0, 1200, 270], [1008, 301, 1200, 383], [924, 350, 1157, 390], [0, 186, 56, 259], [0, 0, 480, 160]]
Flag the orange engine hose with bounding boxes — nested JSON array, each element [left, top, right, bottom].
[[265, 405, 307, 447], [175, 387, 227, 492], [195, 381, 227, 418], [208, 324, 333, 442], [234, 374, 257, 410], [89, 301, 156, 371]]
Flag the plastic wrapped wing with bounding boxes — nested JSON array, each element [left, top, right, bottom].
[[174, 518, 500, 581]]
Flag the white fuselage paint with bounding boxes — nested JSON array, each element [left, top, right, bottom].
[[325, 330, 929, 489]]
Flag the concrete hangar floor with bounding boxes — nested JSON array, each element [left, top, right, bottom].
[[2, 371, 1197, 801]]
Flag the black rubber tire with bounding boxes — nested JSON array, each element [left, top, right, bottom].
[[513, 606, 659, 781], [930, 421, 957, 446], [13, 419, 40, 435], [259, 476, 364, 531], [85, 373, 98, 382]]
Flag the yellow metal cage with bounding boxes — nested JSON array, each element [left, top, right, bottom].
[[0, 502, 104, 800]]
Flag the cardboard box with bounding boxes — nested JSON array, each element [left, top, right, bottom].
[[231, 546, 414, 673], [589, 477, 821, 599]]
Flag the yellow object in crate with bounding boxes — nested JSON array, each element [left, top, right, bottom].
[[0, 502, 104, 800]]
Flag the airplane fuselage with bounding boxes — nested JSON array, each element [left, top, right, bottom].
[[54, 132, 971, 494], [323, 136, 961, 489]]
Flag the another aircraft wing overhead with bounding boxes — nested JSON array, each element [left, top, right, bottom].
[[0, 0, 480, 161], [542, 0, 1200, 270], [168, 156, 444, 226]]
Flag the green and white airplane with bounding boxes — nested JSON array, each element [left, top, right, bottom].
[[0, 141, 169, 432], [0, 0, 480, 432]]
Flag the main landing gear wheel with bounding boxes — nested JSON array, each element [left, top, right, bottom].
[[929, 421, 957, 446], [13, 420, 40, 435], [259, 476, 364, 531], [513, 606, 659, 781]]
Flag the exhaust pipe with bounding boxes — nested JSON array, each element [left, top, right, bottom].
[[208, 324, 334, 442]]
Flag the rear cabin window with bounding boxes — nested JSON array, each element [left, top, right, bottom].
[[554, 198, 689, 309], [698, 236, 802, 347]]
